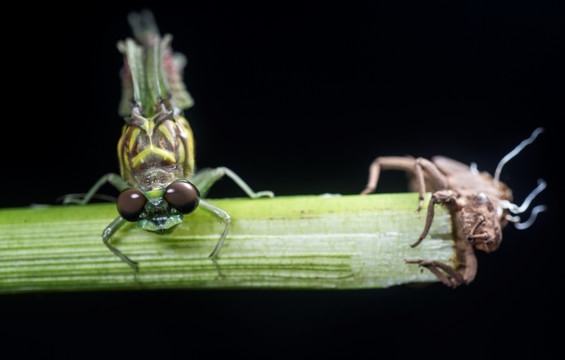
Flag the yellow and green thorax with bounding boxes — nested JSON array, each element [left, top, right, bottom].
[[117, 107, 195, 191]]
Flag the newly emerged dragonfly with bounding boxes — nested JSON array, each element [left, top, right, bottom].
[[63, 10, 273, 275]]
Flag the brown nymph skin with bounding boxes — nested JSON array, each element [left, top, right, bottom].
[[361, 155, 513, 287]]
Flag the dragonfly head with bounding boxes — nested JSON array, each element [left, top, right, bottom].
[[116, 180, 200, 234], [137, 196, 184, 234]]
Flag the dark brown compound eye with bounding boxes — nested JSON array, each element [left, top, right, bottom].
[[164, 181, 200, 214], [117, 188, 147, 222]]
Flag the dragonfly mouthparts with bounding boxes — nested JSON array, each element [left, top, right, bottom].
[[138, 214, 183, 234]]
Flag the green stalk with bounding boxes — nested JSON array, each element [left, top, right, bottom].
[[0, 193, 454, 293]]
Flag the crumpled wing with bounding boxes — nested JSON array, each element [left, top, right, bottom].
[[117, 10, 194, 118]]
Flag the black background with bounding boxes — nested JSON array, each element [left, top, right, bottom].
[[2, 1, 563, 358]]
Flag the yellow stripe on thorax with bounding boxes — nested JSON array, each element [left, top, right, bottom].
[[128, 128, 141, 152], [132, 146, 177, 168], [177, 116, 195, 172], [158, 124, 175, 145]]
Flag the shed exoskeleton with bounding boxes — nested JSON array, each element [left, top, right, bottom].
[[361, 128, 546, 287]]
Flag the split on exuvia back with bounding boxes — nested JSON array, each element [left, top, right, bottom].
[[62, 10, 273, 276]]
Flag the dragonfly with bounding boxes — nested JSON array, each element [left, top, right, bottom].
[[63, 10, 273, 275]]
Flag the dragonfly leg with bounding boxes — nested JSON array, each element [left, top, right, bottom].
[[59, 193, 118, 203], [414, 157, 447, 211], [210, 257, 225, 279], [61, 173, 129, 205], [361, 156, 447, 211], [405, 259, 464, 288], [103, 216, 140, 279], [191, 167, 274, 198], [198, 199, 231, 259], [411, 190, 459, 248]]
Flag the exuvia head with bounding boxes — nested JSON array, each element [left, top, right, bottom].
[[116, 180, 200, 233], [464, 192, 503, 253]]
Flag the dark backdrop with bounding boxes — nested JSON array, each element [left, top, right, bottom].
[[2, 1, 563, 358]]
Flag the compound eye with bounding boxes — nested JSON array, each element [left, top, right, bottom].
[[164, 181, 200, 214], [117, 188, 147, 222], [473, 192, 495, 211], [474, 192, 489, 203]]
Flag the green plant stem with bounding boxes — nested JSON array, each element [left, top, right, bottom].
[[0, 193, 454, 293]]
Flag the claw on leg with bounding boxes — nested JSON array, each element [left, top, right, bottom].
[[406, 259, 464, 288], [253, 190, 275, 198]]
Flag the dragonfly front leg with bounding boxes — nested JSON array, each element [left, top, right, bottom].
[[411, 190, 459, 248], [405, 259, 464, 288], [103, 216, 140, 275], [198, 199, 231, 259], [61, 173, 130, 205], [406, 243, 477, 287], [191, 167, 274, 198], [188, 167, 272, 261]]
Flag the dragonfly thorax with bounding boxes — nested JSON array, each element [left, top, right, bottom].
[[118, 107, 195, 190]]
